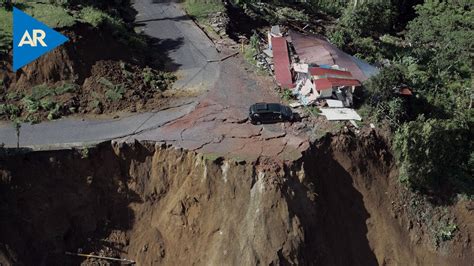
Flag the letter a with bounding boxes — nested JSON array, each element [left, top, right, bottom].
[[19, 30, 34, 47]]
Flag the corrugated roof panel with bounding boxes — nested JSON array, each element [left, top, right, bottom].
[[309, 67, 353, 78], [290, 31, 379, 82], [272, 37, 293, 88], [314, 78, 361, 91]]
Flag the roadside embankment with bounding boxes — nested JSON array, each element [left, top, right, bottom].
[[0, 131, 472, 265]]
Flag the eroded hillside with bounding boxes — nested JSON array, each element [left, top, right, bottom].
[[0, 132, 472, 265]]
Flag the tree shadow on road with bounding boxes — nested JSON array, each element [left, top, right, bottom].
[[134, 14, 189, 25], [142, 36, 184, 72]]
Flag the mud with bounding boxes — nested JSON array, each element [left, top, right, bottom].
[[0, 132, 472, 265], [0, 23, 176, 121]]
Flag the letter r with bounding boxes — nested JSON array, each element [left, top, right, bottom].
[[33, 29, 47, 47]]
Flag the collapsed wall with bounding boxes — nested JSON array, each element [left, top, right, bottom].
[[0, 133, 472, 265]]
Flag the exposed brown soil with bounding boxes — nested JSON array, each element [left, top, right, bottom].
[[300, 131, 473, 265], [0, 23, 176, 122], [0, 132, 472, 265]]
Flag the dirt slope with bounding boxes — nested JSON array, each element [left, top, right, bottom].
[[0, 132, 472, 265], [301, 132, 473, 265], [0, 23, 175, 121]]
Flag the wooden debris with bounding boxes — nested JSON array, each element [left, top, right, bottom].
[[65, 251, 136, 264]]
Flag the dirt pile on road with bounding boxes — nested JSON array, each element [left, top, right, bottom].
[[0, 132, 472, 265], [0, 23, 176, 122]]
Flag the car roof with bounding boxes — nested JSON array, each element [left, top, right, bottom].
[[253, 103, 282, 113]]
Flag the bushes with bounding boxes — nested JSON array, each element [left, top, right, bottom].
[[364, 65, 410, 126], [340, 2, 395, 37], [366, 65, 406, 102], [0, 103, 20, 119], [0, 7, 12, 55], [78, 6, 111, 27], [142, 67, 175, 92], [184, 0, 225, 21], [24, 3, 76, 28], [406, 1, 474, 78], [328, 2, 396, 63], [274, 6, 309, 24], [394, 116, 473, 195], [98, 77, 125, 102]]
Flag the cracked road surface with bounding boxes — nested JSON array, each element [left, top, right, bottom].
[[0, 0, 309, 161], [126, 55, 310, 161]]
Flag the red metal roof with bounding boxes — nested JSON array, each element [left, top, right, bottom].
[[272, 37, 293, 88], [314, 78, 361, 91], [399, 88, 413, 96], [289, 31, 379, 82], [309, 67, 353, 78]]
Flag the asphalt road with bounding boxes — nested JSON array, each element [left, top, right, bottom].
[[0, 0, 219, 149], [133, 0, 220, 90], [0, 0, 309, 160]]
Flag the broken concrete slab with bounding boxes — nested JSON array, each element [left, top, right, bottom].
[[326, 99, 344, 108], [320, 108, 362, 121]]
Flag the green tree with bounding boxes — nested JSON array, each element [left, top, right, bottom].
[[365, 65, 406, 102], [328, 1, 396, 62], [394, 116, 473, 195], [406, 1, 474, 78], [1, 0, 13, 11]]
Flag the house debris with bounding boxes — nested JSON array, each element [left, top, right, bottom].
[[326, 99, 344, 108], [393, 84, 413, 96], [271, 36, 293, 88], [256, 26, 381, 121], [320, 108, 362, 121], [289, 30, 379, 82]]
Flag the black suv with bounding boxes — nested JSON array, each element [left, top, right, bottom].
[[249, 103, 294, 124]]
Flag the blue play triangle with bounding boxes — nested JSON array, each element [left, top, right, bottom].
[[13, 7, 69, 71]]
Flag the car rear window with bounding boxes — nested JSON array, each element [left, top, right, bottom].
[[255, 103, 268, 110]]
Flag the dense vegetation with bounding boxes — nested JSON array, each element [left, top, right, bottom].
[[328, 0, 473, 198], [233, 0, 473, 198], [363, 1, 473, 198]]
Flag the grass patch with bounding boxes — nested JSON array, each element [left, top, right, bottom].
[[54, 83, 79, 94], [1, 3, 143, 54], [0, 8, 13, 54], [184, 0, 224, 22], [280, 89, 294, 102], [0, 8, 12, 35], [243, 46, 257, 65], [24, 3, 75, 28], [77, 6, 111, 27], [29, 83, 77, 100], [0, 103, 20, 119]]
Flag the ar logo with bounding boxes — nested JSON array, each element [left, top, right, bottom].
[[18, 29, 48, 47], [13, 7, 69, 71]]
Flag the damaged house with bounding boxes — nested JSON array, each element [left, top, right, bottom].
[[292, 66, 361, 107], [264, 27, 378, 109], [310, 67, 361, 107]]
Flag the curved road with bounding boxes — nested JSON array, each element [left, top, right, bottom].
[[0, 0, 309, 160], [0, 0, 218, 149]]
